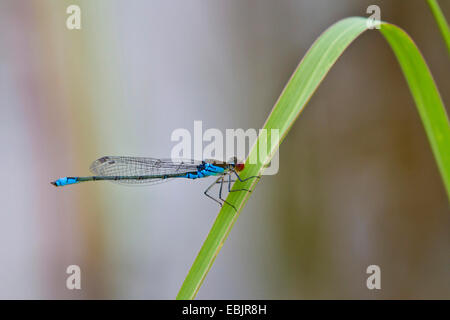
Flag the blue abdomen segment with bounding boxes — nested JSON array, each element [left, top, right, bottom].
[[53, 177, 79, 186], [185, 163, 225, 179]]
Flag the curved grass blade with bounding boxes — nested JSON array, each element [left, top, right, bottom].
[[176, 17, 450, 300], [427, 0, 450, 55], [380, 23, 450, 198]]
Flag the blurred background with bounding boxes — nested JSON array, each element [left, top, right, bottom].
[[0, 0, 449, 299]]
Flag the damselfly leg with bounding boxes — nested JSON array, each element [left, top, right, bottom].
[[204, 176, 224, 207], [204, 175, 237, 210], [218, 176, 237, 211], [204, 171, 260, 211], [232, 170, 261, 183]]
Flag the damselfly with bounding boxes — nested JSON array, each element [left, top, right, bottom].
[[51, 156, 259, 210]]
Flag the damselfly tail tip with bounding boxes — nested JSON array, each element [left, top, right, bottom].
[[51, 177, 79, 187]]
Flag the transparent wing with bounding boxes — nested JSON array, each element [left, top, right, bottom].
[[89, 156, 201, 186]]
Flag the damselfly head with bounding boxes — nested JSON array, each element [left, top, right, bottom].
[[235, 162, 245, 172], [228, 156, 244, 171]]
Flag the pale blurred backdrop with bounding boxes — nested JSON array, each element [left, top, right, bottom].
[[0, 0, 449, 299]]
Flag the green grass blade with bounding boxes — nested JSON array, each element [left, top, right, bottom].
[[380, 23, 450, 199], [176, 17, 450, 300], [427, 0, 450, 55]]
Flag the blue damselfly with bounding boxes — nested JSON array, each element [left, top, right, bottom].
[[51, 156, 259, 210]]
